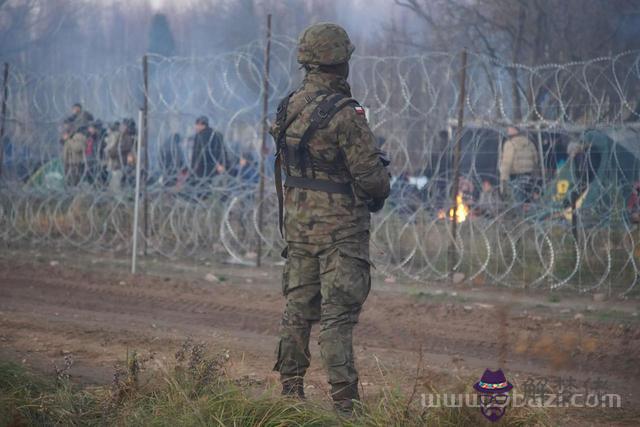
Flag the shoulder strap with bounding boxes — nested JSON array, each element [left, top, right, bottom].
[[298, 94, 358, 177], [273, 90, 328, 237], [276, 90, 329, 147], [274, 92, 294, 237], [275, 92, 294, 147]]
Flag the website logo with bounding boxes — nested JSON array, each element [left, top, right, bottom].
[[473, 368, 513, 422]]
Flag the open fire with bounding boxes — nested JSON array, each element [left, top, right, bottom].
[[437, 193, 470, 222]]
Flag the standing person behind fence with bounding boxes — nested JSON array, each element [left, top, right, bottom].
[[68, 103, 94, 131], [63, 126, 87, 187], [189, 116, 226, 195], [270, 23, 390, 416], [95, 121, 111, 186], [59, 118, 74, 148], [85, 121, 106, 184], [499, 126, 539, 203], [106, 120, 135, 192], [104, 122, 121, 191], [231, 151, 259, 186], [122, 119, 138, 188]]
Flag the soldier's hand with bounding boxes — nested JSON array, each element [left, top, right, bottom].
[[215, 164, 225, 174], [367, 197, 385, 213]]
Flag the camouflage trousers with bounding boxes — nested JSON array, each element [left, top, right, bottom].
[[273, 233, 371, 390]]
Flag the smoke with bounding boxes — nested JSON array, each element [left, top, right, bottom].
[[0, 0, 419, 75]]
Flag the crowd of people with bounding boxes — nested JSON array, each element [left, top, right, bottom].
[[58, 103, 640, 222], [390, 125, 613, 220], [403, 125, 640, 224], [60, 104, 140, 191], [59, 103, 259, 197]]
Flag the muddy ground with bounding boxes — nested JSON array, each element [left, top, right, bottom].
[[1, 247, 639, 425]]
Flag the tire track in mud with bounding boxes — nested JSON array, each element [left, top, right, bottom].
[[0, 275, 281, 336], [2, 269, 638, 386]]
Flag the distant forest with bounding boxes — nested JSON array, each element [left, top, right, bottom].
[[1, 0, 638, 75]]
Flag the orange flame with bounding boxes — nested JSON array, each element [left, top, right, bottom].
[[437, 194, 470, 222], [449, 193, 469, 223]]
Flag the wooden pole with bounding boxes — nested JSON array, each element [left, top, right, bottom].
[[142, 55, 149, 255], [498, 304, 509, 369], [0, 63, 9, 179], [449, 50, 467, 278], [257, 14, 272, 267]]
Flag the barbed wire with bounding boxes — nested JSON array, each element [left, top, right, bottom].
[[1, 39, 639, 294]]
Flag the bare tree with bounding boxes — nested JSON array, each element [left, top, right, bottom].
[[392, 0, 640, 122], [0, 0, 85, 60]]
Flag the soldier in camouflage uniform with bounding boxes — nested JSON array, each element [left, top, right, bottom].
[[270, 23, 390, 414]]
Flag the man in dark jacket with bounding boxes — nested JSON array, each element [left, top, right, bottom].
[[189, 116, 226, 193]]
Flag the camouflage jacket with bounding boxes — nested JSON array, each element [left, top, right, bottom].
[[270, 70, 390, 245]]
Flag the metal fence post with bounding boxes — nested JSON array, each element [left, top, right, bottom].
[[131, 109, 145, 274]]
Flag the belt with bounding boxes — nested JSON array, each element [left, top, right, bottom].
[[284, 175, 352, 195]]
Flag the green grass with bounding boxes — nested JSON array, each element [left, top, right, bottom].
[[547, 293, 561, 303], [0, 345, 552, 427], [412, 290, 469, 304], [590, 309, 635, 323]]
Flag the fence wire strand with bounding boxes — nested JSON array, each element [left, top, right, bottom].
[[1, 39, 640, 294]]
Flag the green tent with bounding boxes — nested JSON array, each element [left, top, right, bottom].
[[545, 128, 640, 220], [25, 159, 65, 191]]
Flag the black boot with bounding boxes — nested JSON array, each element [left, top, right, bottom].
[[331, 381, 360, 417], [281, 375, 305, 399]]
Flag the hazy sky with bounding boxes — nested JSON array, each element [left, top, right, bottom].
[[98, 0, 393, 12], [94, 0, 202, 9], [91, 0, 411, 52]]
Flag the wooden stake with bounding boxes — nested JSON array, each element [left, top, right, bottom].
[[449, 50, 468, 278], [0, 63, 9, 179]]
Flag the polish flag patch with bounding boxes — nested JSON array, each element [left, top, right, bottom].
[[354, 105, 366, 116]]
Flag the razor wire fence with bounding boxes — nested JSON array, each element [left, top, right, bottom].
[[1, 37, 640, 295]]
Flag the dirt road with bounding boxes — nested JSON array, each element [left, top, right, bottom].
[[1, 251, 639, 423]]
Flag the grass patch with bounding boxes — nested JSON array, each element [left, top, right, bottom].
[[1, 342, 552, 426], [547, 293, 561, 303], [412, 290, 470, 304], [589, 309, 635, 323]]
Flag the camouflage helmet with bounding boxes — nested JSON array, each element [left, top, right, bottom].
[[297, 23, 355, 66]]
